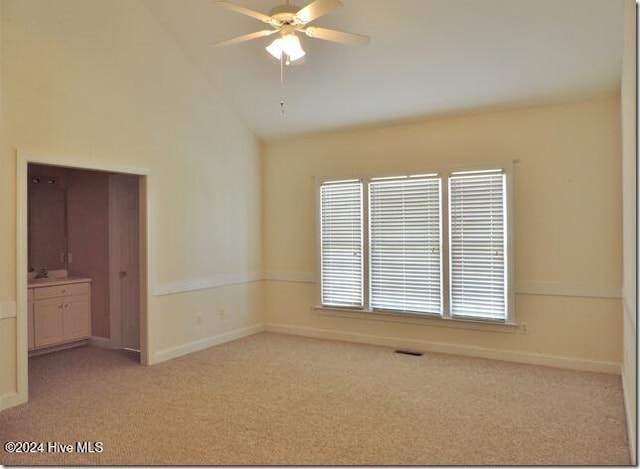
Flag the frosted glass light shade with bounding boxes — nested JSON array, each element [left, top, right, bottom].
[[266, 34, 306, 62]]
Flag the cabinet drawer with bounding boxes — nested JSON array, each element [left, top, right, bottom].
[[33, 282, 90, 300]]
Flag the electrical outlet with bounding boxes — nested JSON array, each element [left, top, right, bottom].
[[520, 323, 529, 335], [196, 314, 203, 325]]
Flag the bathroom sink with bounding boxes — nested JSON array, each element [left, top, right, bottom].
[[28, 278, 61, 284], [28, 269, 70, 286]]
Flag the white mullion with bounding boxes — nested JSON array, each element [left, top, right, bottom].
[[315, 178, 323, 307], [363, 178, 370, 310], [442, 172, 451, 318], [505, 167, 515, 323]]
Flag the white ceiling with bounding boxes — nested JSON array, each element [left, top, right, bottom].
[[144, 0, 625, 139]]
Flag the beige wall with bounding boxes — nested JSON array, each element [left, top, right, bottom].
[[0, 0, 628, 420], [621, 0, 636, 463], [0, 0, 263, 402], [263, 96, 622, 369]]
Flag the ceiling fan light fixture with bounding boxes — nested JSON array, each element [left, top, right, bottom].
[[266, 33, 306, 62]]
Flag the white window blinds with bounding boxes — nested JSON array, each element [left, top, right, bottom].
[[369, 176, 442, 314], [449, 170, 507, 320], [320, 180, 364, 307]]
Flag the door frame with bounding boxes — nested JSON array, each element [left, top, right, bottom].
[[16, 150, 153, 406]]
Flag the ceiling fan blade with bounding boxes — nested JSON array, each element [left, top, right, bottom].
[[304, 26, 369, 46], [214, 1, 274, 24], [212, 29, 278, 47], [295, 0, 343, 24]]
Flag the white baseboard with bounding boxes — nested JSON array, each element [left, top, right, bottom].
[[153, 324, 265, 364], [622, 369, 637, 464], [0, 391, 27, 412], [264, 323, 621, 374], [88, 336, 118, 350]]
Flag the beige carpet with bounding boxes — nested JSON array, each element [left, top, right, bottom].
[[0, 332, 630, 465]]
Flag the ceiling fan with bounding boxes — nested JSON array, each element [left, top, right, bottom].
[[212, 0, 370, 62]]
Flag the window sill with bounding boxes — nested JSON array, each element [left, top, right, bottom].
[[311, 306, 519, 334]]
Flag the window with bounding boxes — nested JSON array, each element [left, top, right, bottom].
[[449, 170, 507, 320], [320, 180, 363, 307], [369, 175, 442, 314], [318, 168, 511, 322]]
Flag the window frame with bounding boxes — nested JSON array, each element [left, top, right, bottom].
[[315, 163, 515, 324]]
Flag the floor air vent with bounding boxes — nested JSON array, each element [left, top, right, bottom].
[[394, 350, 424, 357]]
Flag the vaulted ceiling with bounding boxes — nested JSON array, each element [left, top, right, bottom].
[[144, 0, 625, 139]]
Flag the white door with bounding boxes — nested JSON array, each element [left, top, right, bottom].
[[109, 175, 140, 351]]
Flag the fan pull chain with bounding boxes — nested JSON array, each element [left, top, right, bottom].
[[280, 51, 286, 116]]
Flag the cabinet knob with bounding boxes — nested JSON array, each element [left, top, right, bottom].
[[61, 289, 66, 293]]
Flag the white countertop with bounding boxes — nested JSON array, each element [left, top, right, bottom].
[[28, 277, 92, 288]]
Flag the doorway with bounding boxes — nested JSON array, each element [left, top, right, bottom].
[[16, 152, 150, 406]]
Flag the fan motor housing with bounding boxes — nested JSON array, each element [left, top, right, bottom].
[[269, 4, 301, 25]]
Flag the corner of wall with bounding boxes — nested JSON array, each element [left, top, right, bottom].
[[620, 0, 637, 463]]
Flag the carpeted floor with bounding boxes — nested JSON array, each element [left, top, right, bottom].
[[0, 332, 631, 465]]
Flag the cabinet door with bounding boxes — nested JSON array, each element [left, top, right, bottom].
[[34, 298, 64, 347], [63, 296, 91, 341], [28, 301, 35, 350]]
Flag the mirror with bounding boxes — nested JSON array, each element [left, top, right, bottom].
[[28, 165, 68, 272]]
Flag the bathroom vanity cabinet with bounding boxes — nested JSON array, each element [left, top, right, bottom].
[[28, 278, 92, 351]]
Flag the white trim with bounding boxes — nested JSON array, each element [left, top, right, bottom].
[[516, 281, 621, 299], [313, 306, 519, 333], [263, 273, 622, 300], [28, 340, 87, 357], [153, 324, 265, 363], [264, 323, 621, 374], [621, 298, 637, 464], [312, 160, 517, 185], [154, 272, 263, 296], [18, 151, 150, 176], [139, 175, 153, 366], [16, 152, 30, 409], [0, 391, 26, 412], [621, 368, 637, 464], [88, 336, 118, 350], [265, 270, 316, 283], [441, 174, 450, 318], [622, 288, 636, 323], [0, 301, 17, 319]]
